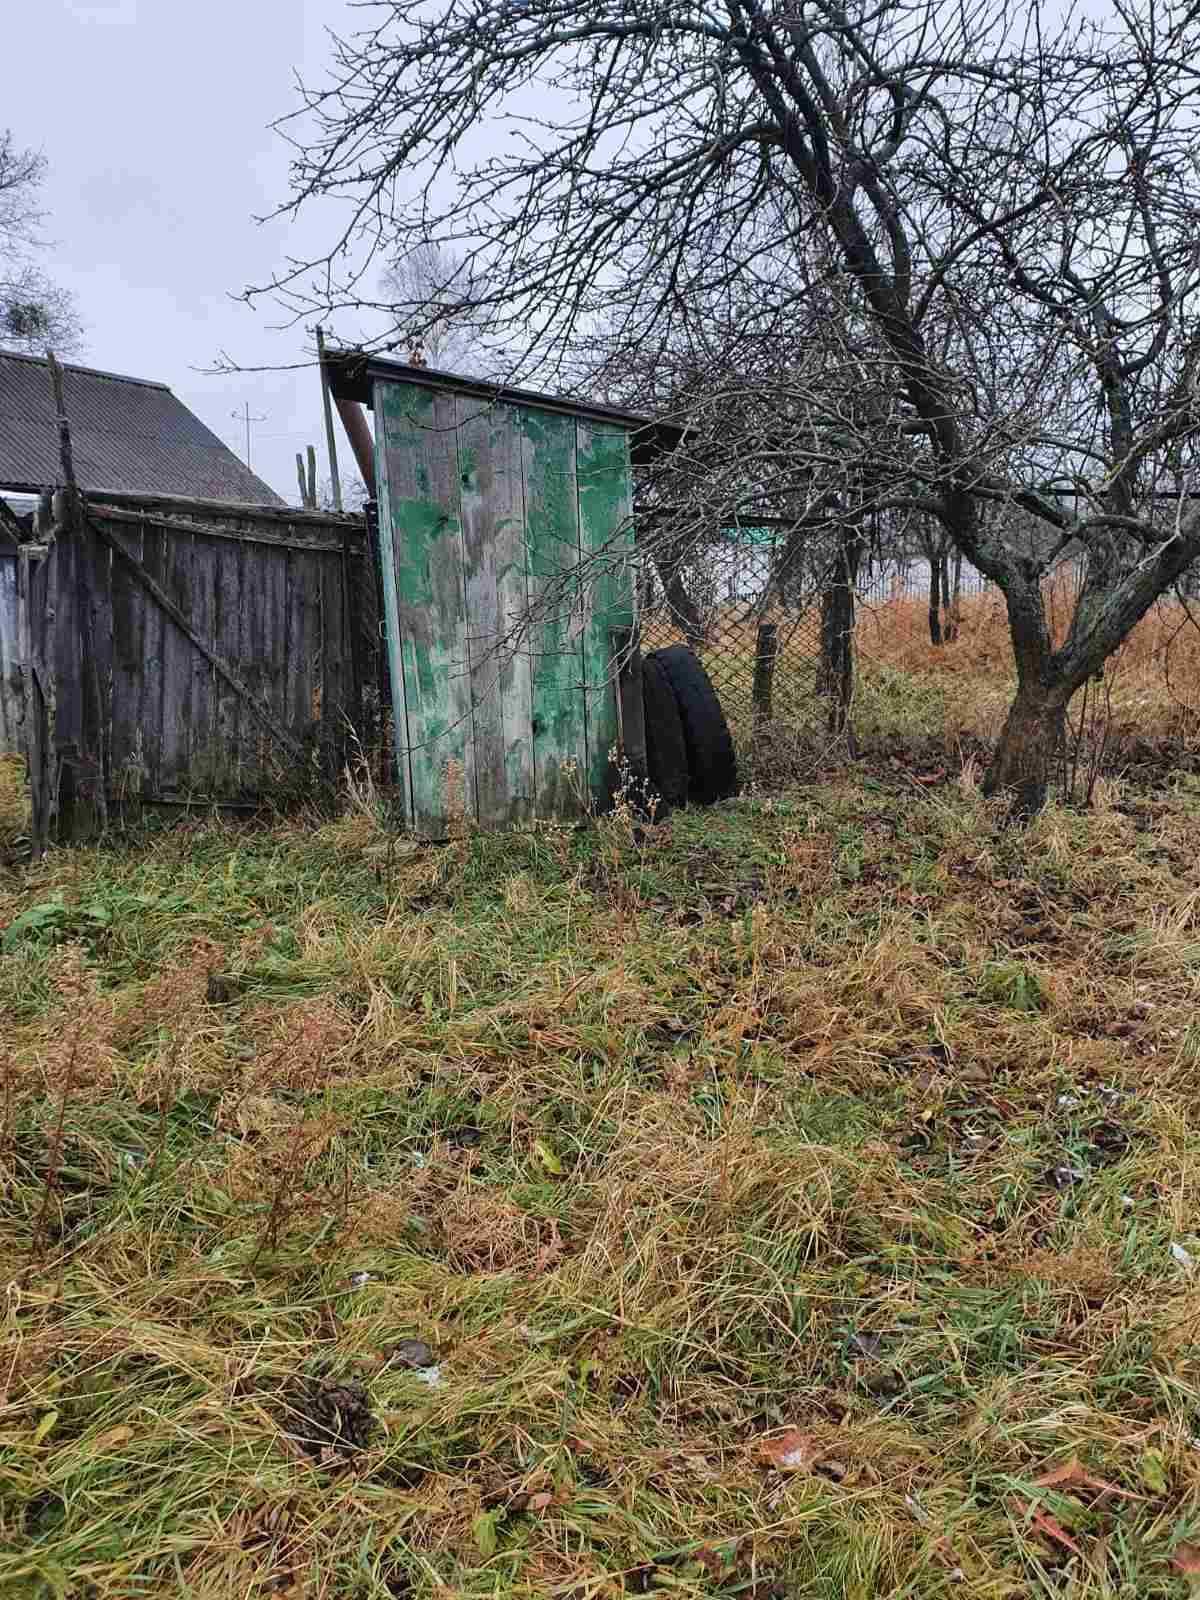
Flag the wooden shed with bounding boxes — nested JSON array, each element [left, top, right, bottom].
[[330, 356, 680, 834]]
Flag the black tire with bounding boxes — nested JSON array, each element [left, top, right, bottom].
[[652, 644, 738, 805], [641, 653, 690, 813]]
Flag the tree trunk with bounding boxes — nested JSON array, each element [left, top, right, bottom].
[[652, 536, 706, 647], [983, 681, 1068, 817], [927, 552, 943, 645], [945, 548, 962, 642], [938, 553, 955, 642], [817, 526, 864, 736]]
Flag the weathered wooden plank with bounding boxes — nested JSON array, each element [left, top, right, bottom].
[[86, 516, 114, 811], [0, 553, 19, 755], [187, 536, 220, 791], [287, 547, 321, 758], [576, 421, 635, 808], [457, 397, 536, 826], [238, 526, 268, 780], [370, 379, 410, 817], [376, 379, 472, 835], [86, 517, 308, 773], [244, 538, 276, 783], [158, 527, 195, 792], [319, 546, 347, 773], [136, 524, 166, 798], [521, 408, 587, 818], [212, 532, 244, 789], [262, 543, 290, 783], [90, 501, 365, 552], [106, 514, 146, 805], [18, 546, 51, 849]]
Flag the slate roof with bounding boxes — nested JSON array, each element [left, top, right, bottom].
[[0, 349, 285, 505]]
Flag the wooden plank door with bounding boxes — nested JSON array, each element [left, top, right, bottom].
[[520, 408, 588, 819], [374, 378, 474, 834], [457, 398, 536, 826], [576, 421, 635, 805]]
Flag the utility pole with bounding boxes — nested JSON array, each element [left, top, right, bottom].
[[231, 402, 267, 469]]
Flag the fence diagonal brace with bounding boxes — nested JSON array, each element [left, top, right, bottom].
[[85, 515, 308, 766]]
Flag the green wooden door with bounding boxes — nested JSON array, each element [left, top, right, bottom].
[[374, 379, 634, 833]]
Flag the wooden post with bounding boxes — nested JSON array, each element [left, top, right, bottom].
[[47, 353, 107, 837], [295, 446, 319, 509], [753, 620, 778, 724], [316, 327, 343, 512]]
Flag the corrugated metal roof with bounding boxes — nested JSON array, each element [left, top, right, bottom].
[[0, 349, 285, 506]]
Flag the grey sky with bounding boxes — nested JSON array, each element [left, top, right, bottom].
[[7, 0, 373, 505]]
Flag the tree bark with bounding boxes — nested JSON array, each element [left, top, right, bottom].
[[817, 525, 864, 736], [651, 534, 706, 647], [980, 573, 1065, 811], [945, 549, 962, 642], [983, 681, 1068, 817], [927, 552, 942, 645], [938, 553, 955, 641]]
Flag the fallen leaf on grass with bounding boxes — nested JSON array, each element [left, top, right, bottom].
[[1172, 1542, 1200, 1575], [1033, 1457, 1141, 1499], [1019, 1504, 1082, 1557], [91, 1424, 134, 1451], [759, 1429, 822, 1471]]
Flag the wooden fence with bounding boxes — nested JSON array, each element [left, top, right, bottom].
[[17, 490, 380, 843], [0, 546, 20, 756]]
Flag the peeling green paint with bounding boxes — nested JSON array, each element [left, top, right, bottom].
[[376, 383, 634, 832]]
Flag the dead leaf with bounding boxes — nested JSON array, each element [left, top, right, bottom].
[[1172, 1543, 1200, 1576], [228, 1093, 291, 1136], [695, 1546, 726, 1578], [526, 1491, 553, 1512], [1019, 1502, 1082, 1557], [1033, 1457, 1140, 1499], [760, 1428, 822, 1471], [91, 1423, 134, 1451]]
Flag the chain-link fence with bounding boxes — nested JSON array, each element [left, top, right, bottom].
[[638, 521, 830, 742]]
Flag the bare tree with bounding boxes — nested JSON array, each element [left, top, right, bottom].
[[0, 131, 82, 357], [379, 240, 494, 372], [257, 0, 1200, 811]]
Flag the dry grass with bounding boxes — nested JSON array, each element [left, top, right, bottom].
[[5, 775, 1200, 1596], [0, 753, 28, 842], [858, 578, 1200, 756], [646, 575, 1200, 790]]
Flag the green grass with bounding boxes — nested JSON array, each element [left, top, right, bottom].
[[4, 773, 1200, 1597]]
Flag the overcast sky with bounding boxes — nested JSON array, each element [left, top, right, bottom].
[[7, 0, 374, 505]]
